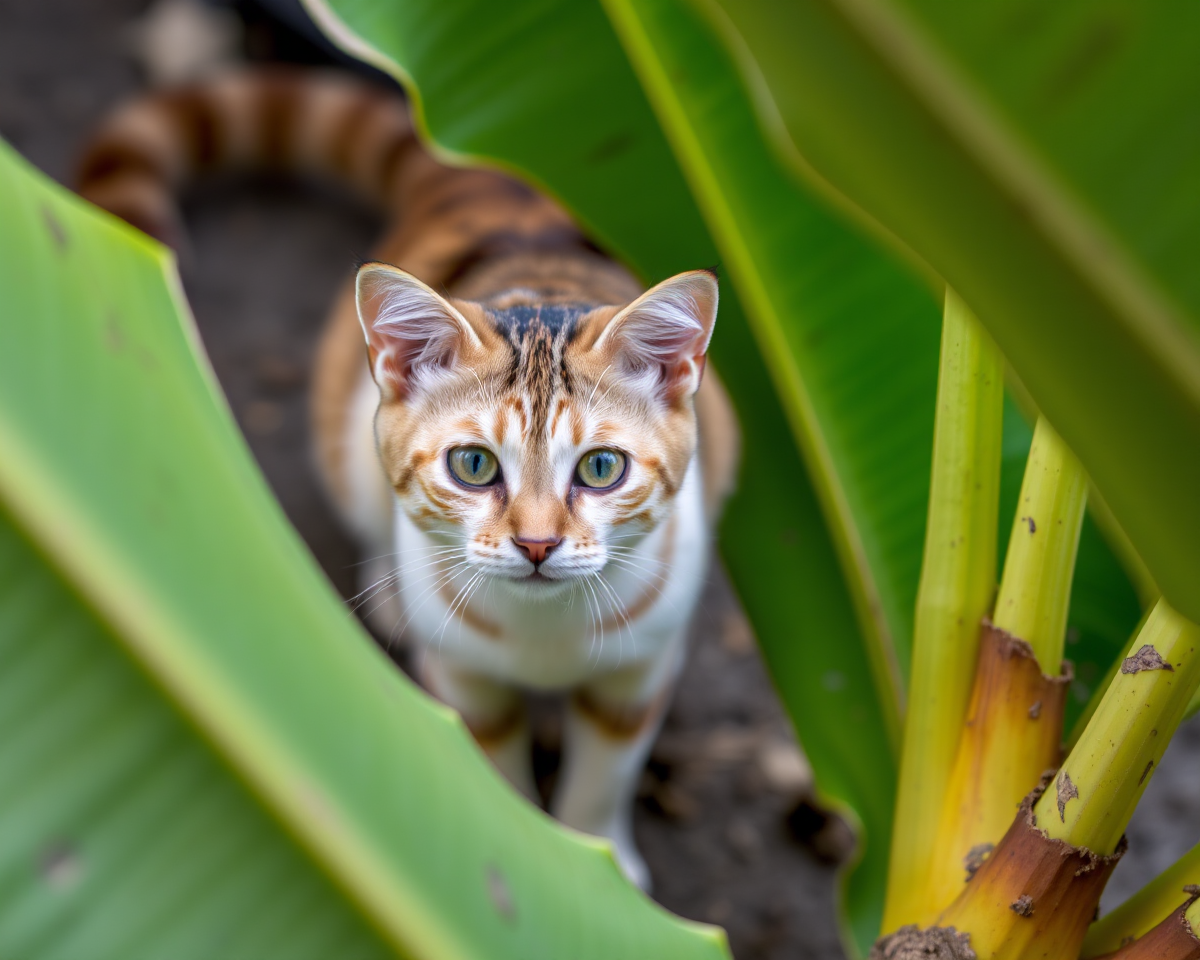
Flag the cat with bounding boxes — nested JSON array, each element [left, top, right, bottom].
[[78, 66, 739, 888]]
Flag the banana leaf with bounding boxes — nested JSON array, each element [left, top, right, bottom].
[[0, 137, 727, 960], [304, 0, 1144, 953], [701, 0, 1200, 625]]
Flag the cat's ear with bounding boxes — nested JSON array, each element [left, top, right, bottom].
[[356, 262, 482, 400], [596, 270, 718, 400]]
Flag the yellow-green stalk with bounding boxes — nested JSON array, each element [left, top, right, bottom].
[[1067, 607, 1155, 751], [992, 417, 1088, 673], [882, 289, 1004, 932], [1083, 840, 1200, 956], [1034, 601, 1200, 854]]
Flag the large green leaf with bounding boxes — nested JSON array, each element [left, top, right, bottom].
[[701, 0, 1200, 625], [305, 0, 1145, 952], [0, 138, 727, 959]]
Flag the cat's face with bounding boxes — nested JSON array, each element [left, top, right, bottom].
[[357, 264, 717, 597]]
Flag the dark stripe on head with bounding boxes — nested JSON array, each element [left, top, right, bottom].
[[489, 302, 596, 440]]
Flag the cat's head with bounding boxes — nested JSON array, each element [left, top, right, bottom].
[[356, 262, 718, 597]]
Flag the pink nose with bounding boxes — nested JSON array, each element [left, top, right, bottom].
[[513, 537, 562, 565]]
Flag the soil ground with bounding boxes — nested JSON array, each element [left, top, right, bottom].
[[2, 1, 1196, 956]]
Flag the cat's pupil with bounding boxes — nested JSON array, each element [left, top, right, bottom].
[[468, 452, 484, 475], [592, 452, 615, 479]]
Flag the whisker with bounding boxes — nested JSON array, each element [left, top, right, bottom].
[[388, 558, 475, 649], [348, 543, 465, 569]]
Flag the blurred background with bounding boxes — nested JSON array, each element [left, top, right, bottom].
[[1, 1, 1197, 957]]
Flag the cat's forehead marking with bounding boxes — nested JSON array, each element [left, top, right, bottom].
[[488, 302, 598, 340], [486, 302, 600, 442]]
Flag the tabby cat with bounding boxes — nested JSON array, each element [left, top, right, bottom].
[[78, 66, 739, 888]]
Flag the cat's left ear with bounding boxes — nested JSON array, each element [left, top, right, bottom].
[[356, 262, 483, 401], [595, 270, 718, 401]]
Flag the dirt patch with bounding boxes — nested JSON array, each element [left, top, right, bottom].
[[869, 925, 975, 960]]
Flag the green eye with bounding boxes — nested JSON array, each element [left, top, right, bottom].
[[576, 449, 626, 489], [448, 446, 499, 486]]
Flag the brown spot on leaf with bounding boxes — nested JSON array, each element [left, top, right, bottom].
[[964, 843, 994, 881], [1138, 760, 1154, 785], [39, 841, 82, 890], [1028, 700, 1043, 720], [1122, 644, 1174, 674], [1023, 516, 1036, 534], [485, 864, 516, 921], [586, 131, 636, 164], [1010, 894, 1034, 917], [42, 205, 68, 251], [1057, 770, 1079, 821], [105, 313, 125, 352]]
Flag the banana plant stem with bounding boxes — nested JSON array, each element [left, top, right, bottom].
[[1067, 607, 1155, 752], [882, 289, 1003, 932], [1082, 838, 1200, 956], [1034, 600, 1200, 854], [992, 417, 1088, 674], [1185, 898, 1200, 940]]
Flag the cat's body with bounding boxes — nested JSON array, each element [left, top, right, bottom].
[[78, 66, 739, 887]]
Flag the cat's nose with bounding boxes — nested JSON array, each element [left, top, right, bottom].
[[513, 536, 562, 566]]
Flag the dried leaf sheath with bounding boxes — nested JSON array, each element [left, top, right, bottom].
[[924, 622, 1071, 919], [934, 782, 1124, 960], [1096, 905, 1200, 960]]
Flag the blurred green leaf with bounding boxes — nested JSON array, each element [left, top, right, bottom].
[[702, 0, 1200, 625], [0, 138, 728, 960]]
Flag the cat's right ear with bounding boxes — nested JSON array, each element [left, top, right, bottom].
[[355, 263, 482, 401]]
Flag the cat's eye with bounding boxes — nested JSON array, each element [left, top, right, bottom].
[[448, 446, 500, 486], [576, 449, 626, 490]]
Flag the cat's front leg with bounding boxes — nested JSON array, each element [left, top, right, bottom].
[[419, 656, 537, 802], [551, 637, 686, 891]]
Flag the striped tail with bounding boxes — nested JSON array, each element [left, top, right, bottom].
[[77, 67, 418, 247]]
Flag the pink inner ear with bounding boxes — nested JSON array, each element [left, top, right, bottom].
[[608, 272, 718, 398]]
